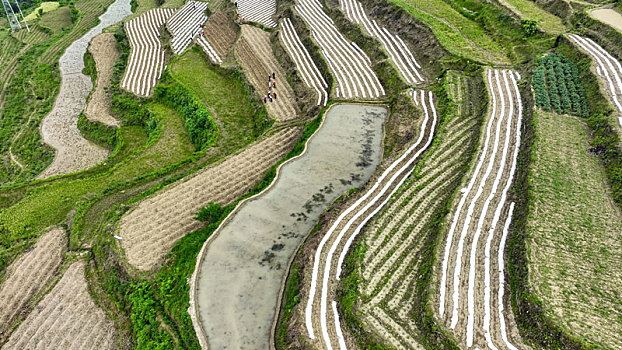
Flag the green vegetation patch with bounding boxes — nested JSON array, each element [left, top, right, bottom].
[[38, 6, 73, 34], [498, 0, 566, 34], [525, 111, 622, 348], [532, 52, 589, 117], [24, 1, 60, 21], [169, 48, 272, 147], [387, 0, 509, 64], [0, 103, 194, 273]]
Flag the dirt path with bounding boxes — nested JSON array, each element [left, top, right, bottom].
[[436, 69, 528, 350], [85, 33, 120, 127], [3, 260, 117, 350], [0, 227, 65, 342], [235, 25, 299, 121], [37, 0, 132, 179], [304, 90, 437, 349], [118, 127, 300, 271], [191, 104, 386, 350]]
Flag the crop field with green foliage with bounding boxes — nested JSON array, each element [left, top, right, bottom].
[[0, 0, 621, 348]]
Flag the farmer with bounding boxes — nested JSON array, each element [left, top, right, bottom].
[[272, 72, 275, 79], [269, 75, 271, 82], [263, 95, 267, 103], [273, 81, 276, 88], [273, 92, 277, 100]]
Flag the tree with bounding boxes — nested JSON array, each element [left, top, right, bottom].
[[521, 19, 538, 37]]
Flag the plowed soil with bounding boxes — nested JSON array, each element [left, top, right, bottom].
[[203, 10, 237, 59], [3, 261, 117, 350], [436, 69, 528, 350], [0, 227, 65, 341], [235, 25, 299, 121], [85, 33, 120, 127], [118, 127, 300, 271]]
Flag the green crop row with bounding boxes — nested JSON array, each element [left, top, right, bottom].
[[532, 53, 589, 118]]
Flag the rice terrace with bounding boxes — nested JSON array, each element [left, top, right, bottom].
[[0, 0, 621, 348]]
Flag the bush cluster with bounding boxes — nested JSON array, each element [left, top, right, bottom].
[[153, 71, 219, 151], [532, 52, 589, 117]]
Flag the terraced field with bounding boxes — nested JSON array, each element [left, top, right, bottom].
[[497, 0, 566, 34], [118, 127, 300, 271], [339, 0, 425, 85], [122, 8, 176, 96], [280, 17, 329, 106], [38, 0, 132, 179], [352, 72, 483, 349], [527, 111, 622, 349], [0, 227, 65, 341], [305, 90, 437, 349], [199, 10, 237, 63], [236, 0, 277, 27], [388, 0, 509, 64], [3, 261, 117, 350], [235, 25, 299, 121], [568, 34, 622, 130], [0, 28, 49, 109], [85, 33, 121, 127], [39, 0, 116, 64], [167, 0, 209, 55], [437, 69, 527, 349], [294, 0, 385, 99]]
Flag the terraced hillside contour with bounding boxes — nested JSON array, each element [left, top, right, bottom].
[[38, 0, 132, 179], [294, 0, 385, 99], [118, 127, 300, 271], [568, 34, 622, 130], [356, 74, 482, 349], [167, 0, 209, 55], [0, 227, 65, 341], [3, 261, 117, 350], [122, 8, 176, 97], [85, 33, 121, 127], [339, 0, 424, 86], [527, 111, 622, 349], [437, 69, 528, 350], [235, 25, 299, 121], [280, 17, 329, 106], [305, 90, 437, 349], [197, 10, 236, 64], [235, 0, 277, 28]]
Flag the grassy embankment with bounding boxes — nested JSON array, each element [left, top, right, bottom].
[[386, 0, 508, 64], [389, 0, 558, 64], [24, 1, 61, 21], [497, 0, 566, 34]]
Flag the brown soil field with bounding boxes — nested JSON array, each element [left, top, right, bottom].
[[354, 82, 481, 349], [85, 33, 120, 127], [203, 10, 238, 59], [435, 69, 528, 350], [0, 227, 65, 342], [235, 25, 299, 121], [118, 127, 300, 271], [2, 260, 117, 350], [527, 111, 622, 349]]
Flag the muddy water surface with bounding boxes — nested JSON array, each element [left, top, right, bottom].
[[196, 104, 387, 349]]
